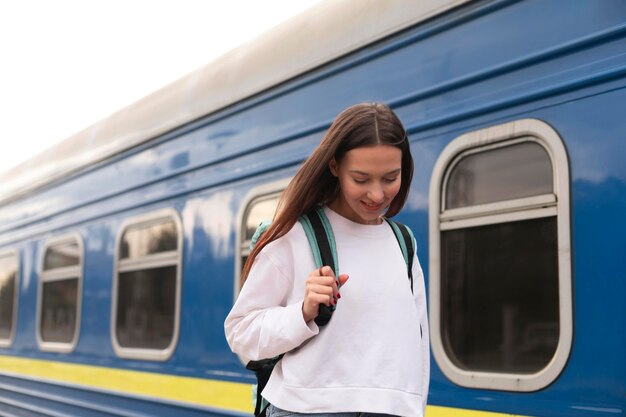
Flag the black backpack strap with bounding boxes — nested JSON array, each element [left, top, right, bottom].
[[246, 356, 282, 416], [300, 207, 338, 326], [385, 218, 416, 294]]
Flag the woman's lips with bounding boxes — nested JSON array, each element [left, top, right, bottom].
[[361, 201, 384, 211]]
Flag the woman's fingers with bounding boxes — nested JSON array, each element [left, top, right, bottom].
[[337, 274, 349, 287], [303, 266, 341, 322], [302, 288, 331, 322], [302, 267, 351, 322], [307, 292, 334, 307], [318, 266, 341, 298], [306, 283, 334, 303]]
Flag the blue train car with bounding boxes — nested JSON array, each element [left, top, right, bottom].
[[0, 0, 624, 416]]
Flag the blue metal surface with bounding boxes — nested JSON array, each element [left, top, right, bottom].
[[0, 0, 624, 415]]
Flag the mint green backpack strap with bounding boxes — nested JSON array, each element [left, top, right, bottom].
[[299, 207, 339, 326], [250, 220, 272, 250], [385, 218, 416, 294], [299, 215, 323, 268], [299, 207, 339, 275]]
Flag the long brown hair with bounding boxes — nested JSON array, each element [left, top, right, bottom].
[[241, 102, 413, 282]]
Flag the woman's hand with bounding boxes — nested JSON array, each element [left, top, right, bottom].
[[302, 266, 349, 323]]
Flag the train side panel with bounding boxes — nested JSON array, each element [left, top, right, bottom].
[[0, 0, 624, 416]]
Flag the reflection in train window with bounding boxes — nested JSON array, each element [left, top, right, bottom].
[[429, 119, 572, 391], [38, 235, 83, 352], [120, 220, 177, 259], [112, 210, 182, 361], [236, 186, 284, 296], [0, 251, 18, 347], [445, 141, 553, 209]]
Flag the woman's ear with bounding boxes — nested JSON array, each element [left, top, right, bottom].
[[329, 159, 338, 177]]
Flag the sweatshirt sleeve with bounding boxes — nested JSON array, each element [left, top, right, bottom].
[[412, 253, 430, 413], [224, 248, 319, 361]]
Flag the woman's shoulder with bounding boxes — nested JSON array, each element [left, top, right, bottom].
[[261, 220, 308, 255], [254, 221, 310, 278]]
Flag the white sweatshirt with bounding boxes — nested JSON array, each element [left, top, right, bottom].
[[225, 207, 429, 417]]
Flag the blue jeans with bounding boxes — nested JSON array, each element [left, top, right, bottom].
[[267, 404, 399, 417]]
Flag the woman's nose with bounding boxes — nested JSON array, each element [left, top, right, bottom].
[[367, 185, 385, 203]]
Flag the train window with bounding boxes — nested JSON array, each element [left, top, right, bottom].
[[235, 179, 289, 297], [445, 141, 553, 209], [0, 250, 19, 347], [239, 194, 281, 287], [112, 209, 182, 361], [37, 235, 83, 352], [429, 119, 572, 391]]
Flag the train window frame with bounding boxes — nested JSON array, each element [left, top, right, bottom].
[[428, 118, 572, 391], [234, 178, 290, 298], [111, 208, 183, 361], [0, 249, 19, 348], [37, 234, 84, 353]]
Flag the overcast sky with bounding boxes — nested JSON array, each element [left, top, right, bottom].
[[0, 0, 322, 176]]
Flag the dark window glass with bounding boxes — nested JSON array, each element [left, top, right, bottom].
[[40, 278, 78, 343], [120, 221, 177, 260], [446, 142, 553, 209], [241, 255, 249, 270], [441, 217, 559, 373], [0, 255, 17, 340], [116, 266, 176, 349], [44, 242, 79, 270], [245, 197, 280, 240]]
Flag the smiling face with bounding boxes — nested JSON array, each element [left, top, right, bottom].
[[328, 145, 403, 225]]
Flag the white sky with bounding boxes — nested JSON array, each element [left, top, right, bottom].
[[0, 0, 322, 176]]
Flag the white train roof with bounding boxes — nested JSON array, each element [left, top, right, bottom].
[[0, 0, 470, 205]]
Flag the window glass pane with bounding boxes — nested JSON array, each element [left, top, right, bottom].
[[120, 220, 177, 259], [446, 142, 553, 209], [40, 278, 78, 343], [245, 196, 280, 240], [116, 266, 176, 349], [44, 241, 79, 270], [441, 217, 559, 373], [0, 255, 17, 340]]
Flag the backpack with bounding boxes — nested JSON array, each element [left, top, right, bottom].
[[245, 206, 416, 417]]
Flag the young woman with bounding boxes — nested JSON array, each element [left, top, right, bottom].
[[225, 103, 429, 417]]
